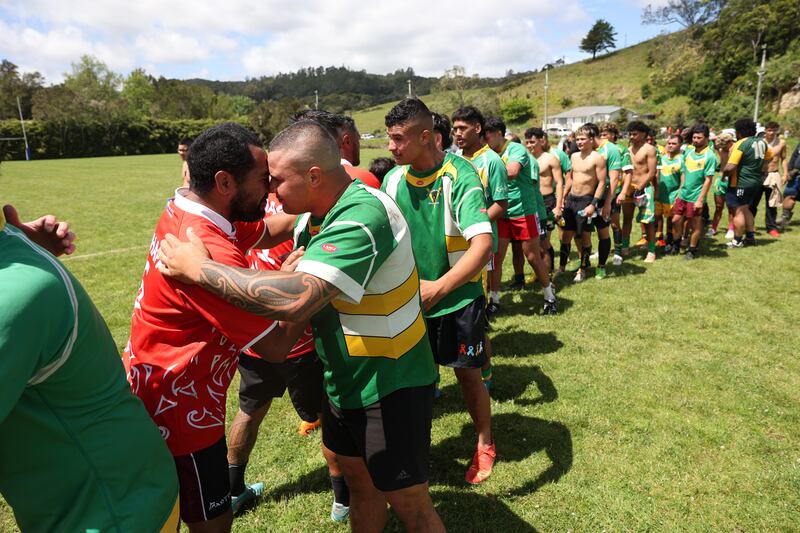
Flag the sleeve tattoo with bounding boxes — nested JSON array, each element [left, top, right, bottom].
[[197, 260, 340, 322]]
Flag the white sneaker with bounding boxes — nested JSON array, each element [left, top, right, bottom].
[[644, 252, 657, 263], [724, 229, 735, 239], [612, 254, 623, 266], [706, 228, 717, 237], [590, 252, 599, 261], [573, 269, 587, 282]]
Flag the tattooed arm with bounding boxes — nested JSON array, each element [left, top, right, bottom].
[[157, 228, 340, 322]]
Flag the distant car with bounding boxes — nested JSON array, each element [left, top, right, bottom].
[[360, 133, 375, 140], [546, 126, 570, 137]]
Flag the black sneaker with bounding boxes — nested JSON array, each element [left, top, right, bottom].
[[543, 299, 558, 315], [486, 301, 500, 319], [684, 250, 695, 260]]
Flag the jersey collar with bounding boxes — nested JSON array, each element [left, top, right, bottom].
[[406, 155, 446, 187], [466, 144, 491, 160], [172, 187, 235, 237]]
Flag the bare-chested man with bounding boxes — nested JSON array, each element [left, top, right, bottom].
[[762, 121, 789, 236], [620, 121, 658, 262], [559, 126, 606, 282], [526, 128, 563, 275]]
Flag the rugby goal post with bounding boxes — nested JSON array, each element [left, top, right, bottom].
[[0, 96, 31, 160]]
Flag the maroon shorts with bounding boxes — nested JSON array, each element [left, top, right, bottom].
[[672, 197, 699, 218], [498, 214, 540, 241], [174, 437, 231, 523]]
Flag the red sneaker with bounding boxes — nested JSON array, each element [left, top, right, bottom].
[[465, 442, 496, 484], [656, 239, 666, 248], [768, 229, 780, 238]]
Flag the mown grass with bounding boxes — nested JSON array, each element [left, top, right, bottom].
[[2, 154, 800, 532]]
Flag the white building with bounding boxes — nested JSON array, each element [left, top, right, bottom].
[[548, 106, 639, 132]]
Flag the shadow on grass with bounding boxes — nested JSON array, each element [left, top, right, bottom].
[[430, 413, 573, 497], [256, 464, 331, 508], [496, 292, 575, 315], [433, 490, 540, 532], [490, 330, 563, 357]]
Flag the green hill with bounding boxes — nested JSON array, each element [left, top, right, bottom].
[[352, 36, 688, 135]]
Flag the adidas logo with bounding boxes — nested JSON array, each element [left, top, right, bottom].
[[396, 470, 411, 481]]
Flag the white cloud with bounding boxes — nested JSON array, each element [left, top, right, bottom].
[[1, 0, 591, 82]]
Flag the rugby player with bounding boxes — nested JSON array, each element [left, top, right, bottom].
[[655, 134, 682, 251], [622, 121, 658, 262]]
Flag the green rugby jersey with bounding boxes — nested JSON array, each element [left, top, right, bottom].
[[497, 140, 537, 218], [551, 147, 571, 174], [458, 144, 509, 252], [679, 145, 716, 202], [616, 142, 634, 171], [596, 139, 622, 190], [657, 153, 682, 204], [0, 215, 178, 533], [527, 152, 548, 221], [294, 182, 437, 409], [728, 136, 773, 189], [382, 152, 491, 318]]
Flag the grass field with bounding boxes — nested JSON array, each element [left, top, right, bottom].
[[2, 154, 800, 532]]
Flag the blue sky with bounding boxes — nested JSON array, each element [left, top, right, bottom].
[[0, 0, 678, 84]]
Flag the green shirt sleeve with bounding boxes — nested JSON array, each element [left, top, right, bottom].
[[705, 150, 717, 177], [452, 165, 491, 240], [528, 154, 541, 183], [605, 145, 622, 171], [507, 142, 529, 167], [488, 156, 509, 202], [295, 202, 396, 304]]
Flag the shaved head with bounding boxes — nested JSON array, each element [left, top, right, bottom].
[[269, 119, 341, 172]]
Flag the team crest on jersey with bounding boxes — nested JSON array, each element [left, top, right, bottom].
[[428, 187, 442, 206], [322, 243, 337, 253]]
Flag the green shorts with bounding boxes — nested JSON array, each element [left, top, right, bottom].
[[635, 184, 656, 224], [713, 175, 728, 196]]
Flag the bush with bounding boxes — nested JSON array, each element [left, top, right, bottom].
[[500, 99, 536, 124]]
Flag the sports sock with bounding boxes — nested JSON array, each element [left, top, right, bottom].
[[647, 242, 657, 254], [514, 273, 524, 284], [688, 246, 698, 254], [229, 462, 248, 496], [598, 237, 611, 266], [489, 291, 500, 304], [580, 246, 592, 270], [711, 220, 718, 231], [481, 364, 493, 381], [613, 228, 623, 254], [547, 247, 555, 272], [559, 242, 571, 270], [666, 233, 674, 245], [622, 237, 630, 250], [543, 284, 556, 301], [746, 231, 755, 240], [330, 475, 350, 506]]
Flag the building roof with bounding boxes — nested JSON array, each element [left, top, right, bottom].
[[550, 105, 626, 119]]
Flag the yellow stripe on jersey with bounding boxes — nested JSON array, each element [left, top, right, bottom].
[[404, 159, 460, 188], [445, 235, 469, 253], [344, 311, 427, 359], [332, 267, 419, 316]]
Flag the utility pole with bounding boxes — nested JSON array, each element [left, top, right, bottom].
[[314, 90, 319, 110], [754, 44, 767, 124], [16, 96, 30, 161], [407, 79, 412, 96], [543, 65, 549, 129]]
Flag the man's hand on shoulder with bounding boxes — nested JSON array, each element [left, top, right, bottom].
[[157, 227, 210, 284], [3, 204, 76, 256]]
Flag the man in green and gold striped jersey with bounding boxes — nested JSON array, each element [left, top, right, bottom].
[[156, 120, 445, 532]]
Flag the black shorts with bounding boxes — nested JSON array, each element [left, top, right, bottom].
[[173, 437, 230, 523], [562, 194, 595, 235], [322, 384, 434, 492], [238, 351, 323, 422], [425, 296, 488, 368], [543, 193, 557, 231], [726, 186, 760, 211]]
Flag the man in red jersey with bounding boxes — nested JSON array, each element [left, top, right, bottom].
[[123, 123, 303, 533]]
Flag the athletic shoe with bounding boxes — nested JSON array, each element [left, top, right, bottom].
[[590, 252, 599, 261], [433, 385, 443, 401], [684, 250, 695, 260], [768, 229, 780, 238], [706, 228, 717, 237], [543, 299, 557, 315], [331, 502, 350, 523], [744, 237, 756, 246], [507, 280, 525, 291], [612, 254, 623, 266], [486, 301, 500, 319], [726, 239, 743, 248], [595, 267, 607, 280], [724, 228, 735, 239], [644, 252, 657, 263], [298, 418, 321, 436], [620, 247, 630, 258], [232, 482, 265, 515], [664, 244, 672, 254], [656, 239, 666, 248], [465, 442, 496, 484], [681, 237, 689, 248], [573, 269, 587, 283], [635, 237, 647, 246]]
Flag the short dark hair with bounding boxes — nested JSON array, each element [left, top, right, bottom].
[[451, 106, 485, 132], [734, 118, 756, 138], [581, 122, 600, 137], [385, 98, 431, 128], [188, 123, 262, 195], [178, 137, 192, 147], [765, 121, 780, 130], [627, 121, 650, 134], [691, 123, 710, 138], [668, 134, 682, 143], [432, 113, 452, 149], [290, 109, 354, 139], [368, 157, 395, 184], [484, 117, 506, 135], [524, 127, 546, 139]]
